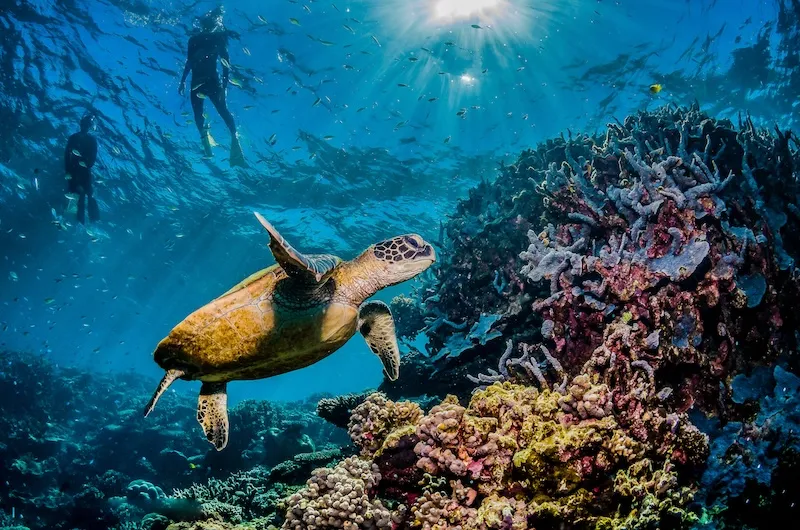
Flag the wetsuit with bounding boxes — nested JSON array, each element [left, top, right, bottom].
[[183, 31, 237, 137], [65, 131, 99, 223]]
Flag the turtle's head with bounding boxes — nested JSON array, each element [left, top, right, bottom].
[[341, 234, 435, 304], [366, 234, 436, 285]]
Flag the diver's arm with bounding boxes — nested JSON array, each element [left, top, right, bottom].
[[179, 38, 194, 94]]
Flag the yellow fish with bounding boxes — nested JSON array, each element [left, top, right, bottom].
[[649, 83, 663, 94]]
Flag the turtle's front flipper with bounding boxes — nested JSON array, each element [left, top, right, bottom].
[[197, 382, 229, 451], [358, 300, 400, 381], [143, 369, 184, 417], [253, 212, 341, 282]]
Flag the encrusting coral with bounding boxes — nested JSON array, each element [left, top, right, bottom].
[[281, 456, 393, 529], [318, 380, 707, 529]]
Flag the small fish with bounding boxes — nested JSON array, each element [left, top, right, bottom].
[[649, 83, 663, 94], [482, 69, 488, 73], [192, 82, 205, 90], [312, 97, 321, 107], [228, 77, 243, 88], [428, 97, 438, 102], [318, 39, 335, 46], [258, 15, 268, 24], [242, 47, 251, 56], [268, 133, 277, 145], [71, 149, 82, 157], [244, 105, 255, 110], [444, 41, 455, 46], [78, 161, 88, 168], [421, 47, 432, 53], [397, 83, 409, 88], [444, 136, 451, 143], [290, 18, 301, 26], [44, 298, 55, 305], [371, 35, 381, 47], [343, 64, 355, 70], [456, 108, 467, 117], [196, 92, 207, 99], [323, 135, 334, 140], [356, 107, 366, 112], [9, 272, 18, 281], [343, 24, 354, 34], [471, 24, 481, 29], [34, 178, 39, 191], [303, 5, 311, 13], [220, 57, 231, 69]]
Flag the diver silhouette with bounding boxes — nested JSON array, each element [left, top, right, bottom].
[[64, 113, 100, 224], [179, 6, 248, 168]]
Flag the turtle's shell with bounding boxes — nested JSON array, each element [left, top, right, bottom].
[[153, 263, 358, 382]]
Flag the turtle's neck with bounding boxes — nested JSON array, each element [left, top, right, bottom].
[[332, 253, 384, 306]]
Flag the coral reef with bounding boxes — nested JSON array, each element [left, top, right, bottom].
[[282, 380, 706, 529], [694, 363, 800, 528], [317, 392, 372, 430], [0, 350, 347, 530], [306, 104, 797, 529], [282, 456, 393, 529], [391, 104, 800, 417]]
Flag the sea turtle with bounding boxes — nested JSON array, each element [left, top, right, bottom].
[[143, 212, 435, 450]]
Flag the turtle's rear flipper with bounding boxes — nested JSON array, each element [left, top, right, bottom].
[[143, 369, 184, 417], [358, 300, 400, 381], [197, 382, 229, 451]]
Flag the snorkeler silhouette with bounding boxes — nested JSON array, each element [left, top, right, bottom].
[[65, 113, 100, 224], [179, 6, 248, 168]]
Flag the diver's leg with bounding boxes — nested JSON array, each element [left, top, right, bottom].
[[77, 193, 86, 224], [191, 90, 206, 133], [209, 89, 236, 135], [191, 89, 213, 158], [87, 189, 100, 222], [209, 89, 247, 167]]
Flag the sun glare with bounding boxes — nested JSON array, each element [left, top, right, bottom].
[[434, 0, 500, 20]]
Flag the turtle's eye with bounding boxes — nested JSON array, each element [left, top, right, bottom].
[[405, 236, 420, 248]]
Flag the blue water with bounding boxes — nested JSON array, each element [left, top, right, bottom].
[[0, 0, 793, 403]]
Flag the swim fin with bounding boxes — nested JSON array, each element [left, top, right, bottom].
[[230, 133, 248, 168], [88, 197, 100, 222], [200, 131, 213, 158]]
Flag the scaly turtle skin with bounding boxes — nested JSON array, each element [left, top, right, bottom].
[[143, 212, 436, 450]]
